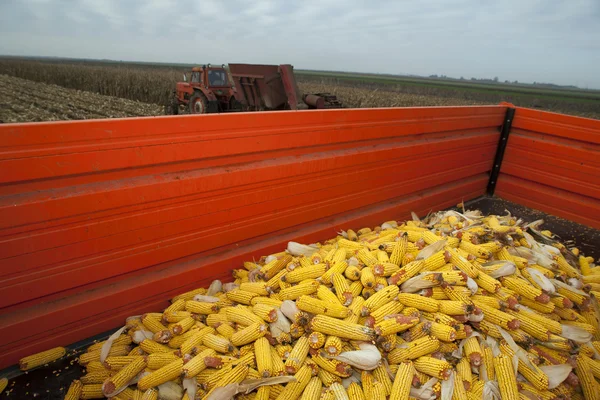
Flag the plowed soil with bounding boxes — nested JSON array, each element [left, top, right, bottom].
[[0, 74, 162, 123]]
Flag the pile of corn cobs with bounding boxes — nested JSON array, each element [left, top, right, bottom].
[[51, 209, 600, 399]]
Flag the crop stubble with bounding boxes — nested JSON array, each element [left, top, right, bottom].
[[0, 74, 162, 123]]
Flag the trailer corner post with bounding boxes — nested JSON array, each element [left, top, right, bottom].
[[486, 107, 516, 196]]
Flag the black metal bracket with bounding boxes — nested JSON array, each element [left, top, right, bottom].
[[487, 107, 516, 196]]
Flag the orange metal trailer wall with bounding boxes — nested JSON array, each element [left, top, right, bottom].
[[496, 108, 600, 229], [0, 106, 505, 369]]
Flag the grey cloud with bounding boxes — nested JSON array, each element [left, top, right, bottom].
[[0, 0, 599, 87]]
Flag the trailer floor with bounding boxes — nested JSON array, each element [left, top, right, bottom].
[[1, 196, 598, 398]]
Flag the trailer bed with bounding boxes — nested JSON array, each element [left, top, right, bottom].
[[1, 195, 598, 399]]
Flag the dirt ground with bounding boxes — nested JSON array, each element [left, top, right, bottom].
[[0, 74, 163, 123]]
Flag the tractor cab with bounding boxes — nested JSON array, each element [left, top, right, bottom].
[[172, 64, 242, 115], [185, 66, 231, 88]]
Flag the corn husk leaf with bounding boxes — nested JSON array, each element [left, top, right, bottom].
[[400, 273, 438, 293], [280, 301, 300, 322], [482, 260, 516, 278], [287, 242, 318, 257], [482, 381, 501, 400], [538, 364, 572, 389], [416, 240, 447, 261], [440, 371, 454, 400], [333, 343, 381, 370], [132, 329, 154, 344], [207, 280, 222, 296], [526, 268, 555, 293], [410, 377, 437, 400], [497, 325, 536, 370], [100, 326, 127, 363], [560, 324, 593, 343], [158, 381, 183, 400], [193, 295, 220, 303], [207, 377, 296, 400]]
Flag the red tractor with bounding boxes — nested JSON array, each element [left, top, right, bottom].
[[168, 63, 342, 115]]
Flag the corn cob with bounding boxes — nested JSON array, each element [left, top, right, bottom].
[[413, 356, 452, 380], [19, 346, 66, 370], [64, 379, 83, 400], [494, 353, 519, 400], [102, 356, 147, 396]]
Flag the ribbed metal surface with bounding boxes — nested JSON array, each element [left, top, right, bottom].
[[496, 107, 600, 229], [0, 106, 504, 368]]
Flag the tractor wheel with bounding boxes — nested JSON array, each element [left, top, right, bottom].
[[189, 92, 208, 114]]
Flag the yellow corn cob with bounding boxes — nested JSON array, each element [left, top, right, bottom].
[[81, 384, 104, 399], [446, 248, 479, 278], [320, 261, 348, 285], [517, 382, 555, 400], [413, 356, 452, 380], [494, 354, 519, 400], [362, 285, 399, 315], [473, 271, 502, 293], [251, 296, 283, 308], [371, 381, 385, 400], [323, 335, 343, 356], [374, 315, 419, 336], [430, 321, 457, 342], [267, 347, 285, 376], [519, 297, 555, 314], [311, 353, 352, 377], [360, 266, 376, 288], [397, 293, 439, 312], [172, 287, 207, 303], [205, 313, 229, 327], [346, 382, 365, 400], [474, 302, 520, 330], [296, 295, 350, 318], [279, 280, 320, 300], [438, 341, 458, 353], [373, 261, 400, 277], [64, 379, 83, 400], [137, 358, 183, 390], [253, 337, 273, 378], [216, 323, 236, 339], [361, 370, 374, 399], [142, 314, 168, 333], [284, 336, 309, 374], [180, 327, 215, 355], [299, 377, 322, 400], [231, 322, 268, 346], [310, 315, 375, 341], [19, 346, 66, 370], [389, 260, 425, 285], [102, 356, 147, 396], [239, 281, 270, 295], [370, 300, 404, 323], [260, 255, 293, 280], [455, 357, 472, 391], [182, 348, 217, 378], [388, 336, 440, 363], [185, 301, 220, 316], [80, 371, 111, 384], [463, 336, 482, 366], [87, 336, 132, 352], [344, 265, 362, 281], [226, 306, 264, 325], [283, 264, 328, 284], [226, 289, 260, 305], [202, 333, 233, 353], [437, 300, 470, 315], [275, 365, 312, 400], [577, 355, 600, 400]]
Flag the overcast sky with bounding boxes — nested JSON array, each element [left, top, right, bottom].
[[1, 0, 599, 88]]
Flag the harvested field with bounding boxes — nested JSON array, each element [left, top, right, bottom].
[[299, 82, 486, 108], [0, 74, 162, 123]]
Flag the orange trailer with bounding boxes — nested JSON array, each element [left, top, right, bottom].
[[0, 104, 598, 395]]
